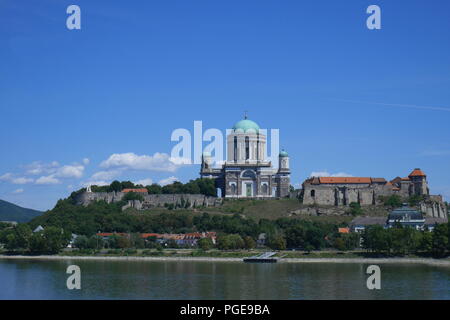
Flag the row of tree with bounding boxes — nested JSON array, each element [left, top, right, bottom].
[[72, 178, 217, 197], [362, 224, 449, 256], [0, 224, 71, 254]]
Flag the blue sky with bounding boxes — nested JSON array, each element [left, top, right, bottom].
[[1, 0, 450, 210]]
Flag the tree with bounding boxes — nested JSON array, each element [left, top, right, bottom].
[[123, 192, 144, 202], [362, 225, 391, 254], [74, 235, 89, 249], [146, 184, 162, 194], [432, 224, 448, 257], [3, 224, 32, 250], [29, 233, 47, 253], [109, 180, 122, 192], [348, 202, 363, 216], [243, 236, 256, 249], [419, 231, 433, 252], [43, 226, 70, 254], [267, 234, 286, 250], [408, 194, 424, 207], [198, 238, 214, 250], [383, 195, 403, 207]]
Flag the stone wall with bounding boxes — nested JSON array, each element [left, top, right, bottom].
[[74, 192, 221, 209], [302, 183, 447, 218], [420, 200, 447, 218]]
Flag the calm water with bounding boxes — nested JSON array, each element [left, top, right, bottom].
[[0, 259, 449, 299]]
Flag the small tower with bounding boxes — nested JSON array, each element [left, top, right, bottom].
[[200, 152, 213, 177], [278, 149, 290, 173], [408, 168, 429, 196], [86, 185, 92, 193]]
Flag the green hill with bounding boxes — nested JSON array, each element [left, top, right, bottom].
[[0, 199, 43, 223]]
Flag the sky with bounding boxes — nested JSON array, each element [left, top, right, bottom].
[[1, 0, 450, 211]]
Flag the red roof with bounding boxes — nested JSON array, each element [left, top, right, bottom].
[[408, 168, 426, 177], [96, 232, 127, 237], [338, 228, 350, 234], [140, 233, 161, 239], [319, 177, 372, 184], [122, 188, 148, 193]]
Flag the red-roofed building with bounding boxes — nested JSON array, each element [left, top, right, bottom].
[[302, 168, 431, 206], [122, 188, 148, 194]]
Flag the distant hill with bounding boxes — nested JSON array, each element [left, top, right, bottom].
[[0, 199, 43, 223]]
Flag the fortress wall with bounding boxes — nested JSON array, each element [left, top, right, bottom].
[[74, 192, 220, 209], [359, 189, 374, 205]]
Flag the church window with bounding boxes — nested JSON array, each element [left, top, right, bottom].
[[262, 183, 268, 194], [245, 136, 249, 160], [234, 136, 237, 162], [230, 183, 236, 195]]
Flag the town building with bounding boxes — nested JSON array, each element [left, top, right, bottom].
[[349, 204, 448, 232], [302, 168, 447, 218], [200, 116, 291, 198], [386, 204, 425, 230]]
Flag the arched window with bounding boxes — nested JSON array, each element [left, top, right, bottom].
[[245, 136, 249, 160], [311, 190, 315, 197]]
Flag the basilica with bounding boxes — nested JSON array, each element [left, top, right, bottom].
[[200, 117, 291, 198]]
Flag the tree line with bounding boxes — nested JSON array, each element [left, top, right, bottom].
[[71, 178, 217, 197], [1, 198, 449, 257]]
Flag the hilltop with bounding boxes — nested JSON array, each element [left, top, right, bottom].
[[0, 199, 43, 223]]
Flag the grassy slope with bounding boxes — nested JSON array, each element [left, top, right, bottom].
[[134, 198, 389, 224]]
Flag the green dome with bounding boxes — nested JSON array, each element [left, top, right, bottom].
[[279, 150, 289, 157], [232, 119, 260, 133]]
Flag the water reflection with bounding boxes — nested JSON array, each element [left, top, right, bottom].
[[0, 260, 448, 300]]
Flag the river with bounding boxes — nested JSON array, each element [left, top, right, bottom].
[[0, 259, 449, 299]]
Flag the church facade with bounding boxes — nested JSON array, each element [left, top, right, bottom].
[[200, 117, 290, 198]]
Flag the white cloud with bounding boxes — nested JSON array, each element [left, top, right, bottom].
[[169, 156, 192, 165], [12, 188, 24, 194], [35, 175, 60, 185], [82, 180, 109, 187], [11, 177, 34, 184], [25, 161, 59, 175], [135, 178, 153, 186], [100, 152, 180, 172], [54, 164, 84, 178], [158, 176, 178, 186], [82, 158, 90, 165], [90, 170, 121, 181], [0, 173, 13, 181], [309, 171, 353, 178], [0, 173, 33, 184]]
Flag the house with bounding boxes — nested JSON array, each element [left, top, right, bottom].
[[33, 225, 44, 233], [67, 233, 79, 248], [257, 233, 267, 247], [387, 204, 425, 230], [349, 217, 387, 233]]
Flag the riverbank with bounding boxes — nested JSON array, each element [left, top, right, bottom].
[[1, 254, 450, 267]]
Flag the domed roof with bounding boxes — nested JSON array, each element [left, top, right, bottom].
[[232, 119, 260, 133], [279, 150, 289, 157]]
